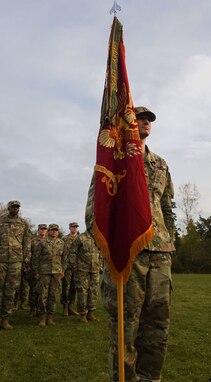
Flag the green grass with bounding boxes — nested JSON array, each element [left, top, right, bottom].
[[162, 274, 211, 382], [0, 274, 210, 382]]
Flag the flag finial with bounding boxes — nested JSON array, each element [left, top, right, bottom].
[[109, 0, 121, 16]]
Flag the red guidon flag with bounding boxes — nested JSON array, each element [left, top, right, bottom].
[[94, 17, 153, 284]]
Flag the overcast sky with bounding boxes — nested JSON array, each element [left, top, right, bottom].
[[0, 0, 210, 233]]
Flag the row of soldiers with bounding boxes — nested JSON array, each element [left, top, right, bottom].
[[0, 200, 101, 330]]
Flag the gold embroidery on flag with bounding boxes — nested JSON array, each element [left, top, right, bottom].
[[95, 164, 126, 196], [99, 88, 142, 160]]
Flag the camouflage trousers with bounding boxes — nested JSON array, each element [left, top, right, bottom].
[[36, 274, 61, 316], [0, 262, 22, 318], [28, 274, 38, 309], [75, 271, 99, 315], [60, 267, 77, 305], [102, 251, 172, 382], [14, 271, 30, 305]]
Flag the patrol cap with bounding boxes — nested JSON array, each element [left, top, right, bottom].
[[69, 222, 79, 228], [48, 224, 59, 231], [7, 200, 21, 208], [38, 224, 47, 230], [134, 106, 156, 122]]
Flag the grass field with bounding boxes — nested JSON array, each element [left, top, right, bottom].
[[0, 274, 210, 382]]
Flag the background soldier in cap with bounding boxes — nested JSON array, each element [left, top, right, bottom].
[[73, 230, 100, 323], [60, 222, 79, 316], [33, 224, 67, 327], [29, 224, 48, 316], [86, 106, 175, 382], [0, 201, 31, 329]]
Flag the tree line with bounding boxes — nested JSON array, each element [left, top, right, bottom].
[[173, 216, 211, 273]]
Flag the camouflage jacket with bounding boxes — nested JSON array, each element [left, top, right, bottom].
[[63, 233, 78, 269], [144, 148, 175, 252], [72, 231, 100, 273], [85, 147, 175, 253], [0, 214, 31, 263], [33, 237, 67, 275], [31, 235, 45, 270]]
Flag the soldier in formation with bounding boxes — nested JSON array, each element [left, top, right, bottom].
[[33, 224, 67, 327], [61, 222, 79, 316], [0, 201, 31, 330], [73, 230, 100, 323], [29, 223, 48, 316]]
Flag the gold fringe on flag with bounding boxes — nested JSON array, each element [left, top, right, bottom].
[[94, 220, 153, 285]]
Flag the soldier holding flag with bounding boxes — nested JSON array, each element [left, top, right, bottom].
[[85, 14, 175, 382], [100, 106, 174, 382]]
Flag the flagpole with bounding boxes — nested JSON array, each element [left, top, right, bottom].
[[109, 4, 124, 381], [117, 274, 125, 382]]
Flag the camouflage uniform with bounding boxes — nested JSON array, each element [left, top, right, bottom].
[[33, 234, 67, 317], [0, 209, 31, 320], [86, 147, 175, 381], [60, 233, 77, 308], [14, 265, 30, 309], [28, 234, 44, 312], [73, 231, 100, 318]]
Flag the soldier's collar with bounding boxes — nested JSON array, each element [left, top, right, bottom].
[[7, 214, 20, 221], [144, 146, 157, 165], [144, 145, 150, 161]]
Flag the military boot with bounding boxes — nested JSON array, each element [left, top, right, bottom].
[[46, 315, 56, 326], [63, 304, 69, 316], [79, 314, 88, 323], [38, 315, 46, 328], [68, 303, 79, 316], [1, 318, 13, 330], [87, 311, 98, 321]]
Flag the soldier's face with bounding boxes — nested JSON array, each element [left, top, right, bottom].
[[70, 226, 78, 235], [48, 229, 59, 238], [8, 205, 20, 217], [137, 115, 152, 139], [38, 228, 47, 238]]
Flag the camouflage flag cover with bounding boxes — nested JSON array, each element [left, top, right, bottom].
[[94, 17, 153, 284]]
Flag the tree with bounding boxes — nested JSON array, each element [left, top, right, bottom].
[[175, 220, 201, 272], [196, 216, 211, 273], [177, 183, 200, 231], [172, 216, 211, 274], [172, 226, 183, 273], [196, 216, 211, 240], [23, 217, 36, 234], [0, 202, 7, 216]]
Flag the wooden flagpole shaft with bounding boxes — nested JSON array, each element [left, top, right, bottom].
[[117, 274, 125, 382]]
